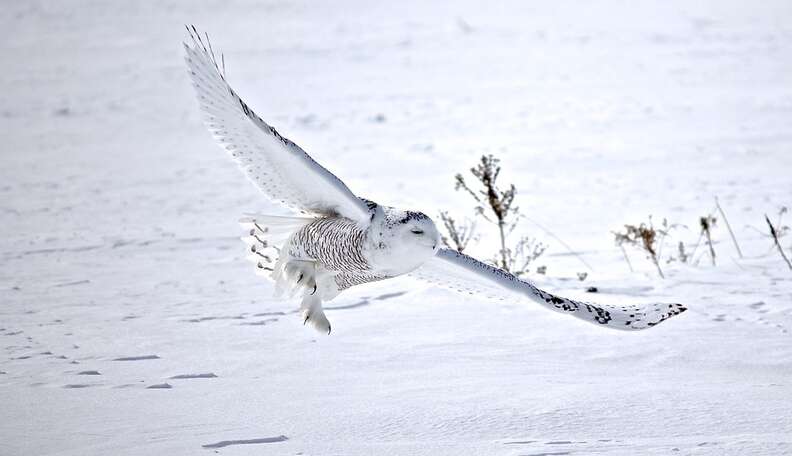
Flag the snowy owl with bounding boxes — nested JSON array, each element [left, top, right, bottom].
[[183, 27, 686, 334]]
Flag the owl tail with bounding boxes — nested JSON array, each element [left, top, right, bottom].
[[240, 214, 314, 275]]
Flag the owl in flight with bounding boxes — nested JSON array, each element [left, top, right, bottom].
[[183, 27, 686, 334]]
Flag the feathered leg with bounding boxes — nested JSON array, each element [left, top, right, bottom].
[[301, 294, 331, 334]]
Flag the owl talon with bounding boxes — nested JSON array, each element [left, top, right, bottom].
[[278, 259, 320, 298]]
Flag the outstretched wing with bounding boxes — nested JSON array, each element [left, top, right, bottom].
[[183, 27, 372, 225], [410, 248, 686, 330]]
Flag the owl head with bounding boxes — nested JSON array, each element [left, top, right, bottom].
[[367, 207, 441, 274]]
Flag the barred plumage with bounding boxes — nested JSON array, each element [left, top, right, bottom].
[[289, 217, 389, 290]]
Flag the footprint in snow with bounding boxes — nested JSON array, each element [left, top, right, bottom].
[[374, 291, 408, 300], [183, 315, 246, 323], [522, 452, 570, 456], [252, 311, 287, 317], [146, 383, 172, 389], [520, 452, 570, 456], [202, 435, 288, 448], [169, 373, 217, 379], [240, 318, 278, 326], [325, 299, 370, 311], [113, 355, 160, 361]]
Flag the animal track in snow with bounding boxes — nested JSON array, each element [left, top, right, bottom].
[[503, 438, 601, 455], [750, 301, 766, 311], [521, 452, 571, 456], [374, 291, 408, 300], [325, 299, 370, 311], [240, 318, 279, 326], [202, 435, 288, 448], [314, 290, 410, 312], [113, 355, 160, 361], [183, 315, 245, 323], [169, 373, 217, 379], [146, 383, 172, 389], [520, 452, 570, 456]]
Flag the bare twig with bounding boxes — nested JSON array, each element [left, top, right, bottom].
[[765, 214, 792, 271], [509, 236, 547, 276], [454, 155, 532, 272], [619, 244, 634, 272], [438, 211, 476, 253], [700, 215, 717, 266], [744, 207, 789, 258], [689, 230, 704, 260], [648, 238, 665, 278], [688, 206, 715, 264], [677, 241, 688, 263], [454, 173, 480, 203], [655, 218, 684, 260], [715, 197, 743, 259], [613, 218, 672, 279], [650, 252, 665, 278]]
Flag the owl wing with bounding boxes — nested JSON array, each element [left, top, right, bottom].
[[410, 248, 686, 330], [183, 27, 372, 225]]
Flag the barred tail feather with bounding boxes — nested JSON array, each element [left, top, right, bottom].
[[239, 214, 314, 276]]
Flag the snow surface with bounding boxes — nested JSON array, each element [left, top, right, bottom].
[[2, 1, 792, 455]]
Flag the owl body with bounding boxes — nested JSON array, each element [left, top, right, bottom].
[[288, 216, 388, 292], [248, 205, 441, 303]]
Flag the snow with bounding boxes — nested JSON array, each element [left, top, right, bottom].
[[2, 1, 791, 455]]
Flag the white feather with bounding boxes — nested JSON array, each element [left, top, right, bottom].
[[410, 249, 686, 330], [183, 28, 372, 226]]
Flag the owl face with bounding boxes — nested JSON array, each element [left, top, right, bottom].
[[395, 211, 440, 253], [368, 208, 441, 274]]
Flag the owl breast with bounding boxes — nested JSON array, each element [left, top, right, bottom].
[[288, 217, 390, 290]]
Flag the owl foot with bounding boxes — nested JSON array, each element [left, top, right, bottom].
[[301, 294, 331, 335], [276, 259, 319, 298]]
